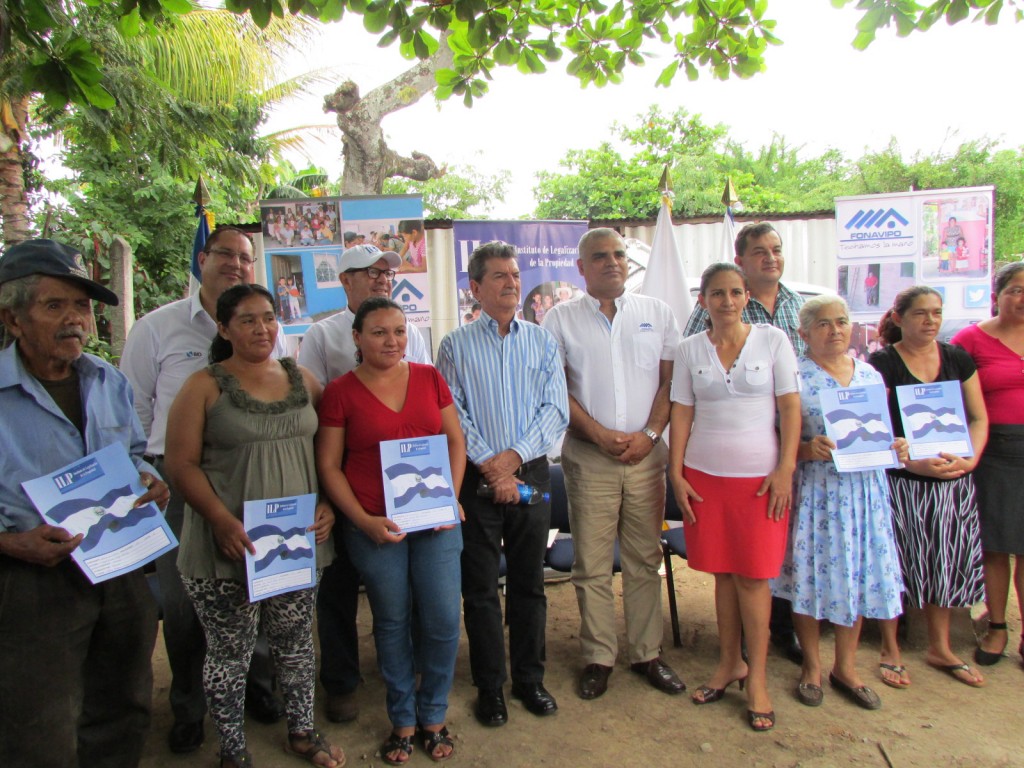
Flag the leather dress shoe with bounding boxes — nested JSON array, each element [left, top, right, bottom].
[[578, 664, 613, 700], [168, 719, 204, 754], [630, 657, 686, 694], [326, 692, 358, 723], [771, 632, 805, 666], [511, 681, 558, 716], [245, 689, 286, 724], [475, 688, 508, 727]]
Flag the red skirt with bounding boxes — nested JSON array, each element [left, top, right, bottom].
[[682, 466, 788, 579]]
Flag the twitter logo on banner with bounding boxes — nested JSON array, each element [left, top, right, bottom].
[[964, 284, 989, 309]]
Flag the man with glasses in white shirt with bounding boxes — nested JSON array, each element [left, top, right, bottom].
[[120, 226, 286, 753], [298, 243, 431, 724]]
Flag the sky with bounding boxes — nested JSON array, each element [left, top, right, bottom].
[[263, 1, 1024, 217]]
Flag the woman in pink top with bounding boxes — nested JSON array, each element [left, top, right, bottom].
[[952, 263, 1024, 666]]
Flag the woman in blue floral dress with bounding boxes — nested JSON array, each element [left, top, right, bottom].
[[774, 296, 907, 711]]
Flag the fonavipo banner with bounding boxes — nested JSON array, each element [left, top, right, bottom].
[[834, 187, 994, 339], [260, 194, 430, 338]]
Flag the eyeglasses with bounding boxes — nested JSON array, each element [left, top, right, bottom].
[[207, 247, 257, 266], [348, 267, 396, 280]]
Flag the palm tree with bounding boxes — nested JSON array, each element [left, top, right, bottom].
[[1, 4, 333, 247]]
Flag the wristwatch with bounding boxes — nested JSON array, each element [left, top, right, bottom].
[[642, 427, 661, 446]]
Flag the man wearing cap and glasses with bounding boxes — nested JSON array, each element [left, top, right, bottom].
[[298, 243, 431, 724], [120, 225, 287, 753], [0, 238, 170, 768]]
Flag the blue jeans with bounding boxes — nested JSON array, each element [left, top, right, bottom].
[[344, 522, 463, 728]]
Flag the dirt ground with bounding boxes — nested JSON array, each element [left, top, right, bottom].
[[140, 563, 1024, 768]]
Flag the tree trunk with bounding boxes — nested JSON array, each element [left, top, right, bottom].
[[325, 32, 453, 196], [107, 236, 135, 357], [0, 97, 32, 246]]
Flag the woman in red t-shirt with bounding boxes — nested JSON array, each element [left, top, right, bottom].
[[316, 297, 466, 765], [953, 263, 1024, 667]]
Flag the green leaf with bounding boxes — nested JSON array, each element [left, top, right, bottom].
[[117, 8, 143, 37], [159, 0, 194, 14], [946, 0, 970, 24], [494, 38, 519, 65], [435, 68, 462, 86], [852, 30, 876, 50], [364, 5, 390, 33], [655, 60, 679, 87]]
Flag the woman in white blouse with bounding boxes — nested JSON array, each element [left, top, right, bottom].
[[669, 263, 801, 732]]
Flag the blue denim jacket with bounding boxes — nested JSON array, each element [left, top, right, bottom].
[[0, 345, 156, 533]]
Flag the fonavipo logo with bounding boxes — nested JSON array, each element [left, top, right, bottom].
[[844, 208, 909, 230], [843, 208, 910, 240], [392, 279, 424, 302]]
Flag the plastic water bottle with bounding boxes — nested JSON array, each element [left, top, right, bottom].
[[476, 479, 550, 505]]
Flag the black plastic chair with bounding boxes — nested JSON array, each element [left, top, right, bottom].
[[661, 476, 688, 647]]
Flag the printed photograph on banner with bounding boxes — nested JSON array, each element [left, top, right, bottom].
[[259, 195, 428, 338], [838, 261, 916, 315], [267, 251, 314, 326], [451, 220, 588, 326], [920, 193, 993, 281], [262, 201, 342, 249], [844, 322, 882, 362], [523, 281, 582, 324]]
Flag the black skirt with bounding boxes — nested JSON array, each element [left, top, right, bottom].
[[974, 424, 1024, 554]]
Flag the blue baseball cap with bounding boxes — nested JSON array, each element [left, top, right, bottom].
[[0, 239, 119, 305]]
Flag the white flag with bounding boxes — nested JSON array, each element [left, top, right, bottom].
[[720, 177, 739, 263], [721, 205, 737, 263], [641, 194, 693, 327]]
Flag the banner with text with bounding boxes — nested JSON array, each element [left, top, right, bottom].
[[452, 220, 589, 325], [834, 186, 994, 345]]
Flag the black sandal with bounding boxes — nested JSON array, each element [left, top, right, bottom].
[[975, 621, 1008, 666], [220, 750, 254, 767], [380, 732, 414, 766], [420, 725, 455, 763]]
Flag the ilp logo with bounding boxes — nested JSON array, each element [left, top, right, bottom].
[[844, 208, 910, 235]]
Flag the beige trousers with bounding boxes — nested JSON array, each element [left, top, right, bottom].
[[561, 434, 668, 666]]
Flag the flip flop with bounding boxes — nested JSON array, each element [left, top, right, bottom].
[[829, 672, 881, 710], [878, 662, 910, 689], [926, 660, 985, 688]]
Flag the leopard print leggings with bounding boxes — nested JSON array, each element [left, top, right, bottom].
[[182, 573, 321, 755]]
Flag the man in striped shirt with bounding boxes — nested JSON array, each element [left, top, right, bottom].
[[437, 241, 569, 728]]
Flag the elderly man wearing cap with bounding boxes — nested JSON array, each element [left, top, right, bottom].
[[120, 225, 286, 753], [299, 243, 431, 723], [0, 239, 170, 768]]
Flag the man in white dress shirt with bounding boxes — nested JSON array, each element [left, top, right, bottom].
[[297, 243, 431, 723], [542, 227, 685, 700]]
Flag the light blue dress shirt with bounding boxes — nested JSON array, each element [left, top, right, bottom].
[[0, 345, 155, 533], [437, 310, 569, 467]]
